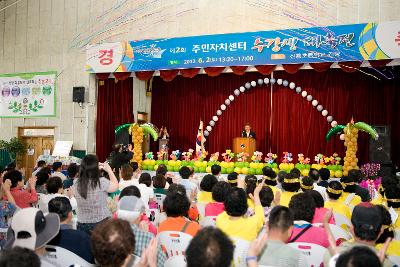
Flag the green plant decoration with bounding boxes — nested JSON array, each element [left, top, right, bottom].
[[0, 137, 27, 161]]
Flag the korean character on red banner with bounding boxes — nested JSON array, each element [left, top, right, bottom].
[[99, 49, 114, 65]]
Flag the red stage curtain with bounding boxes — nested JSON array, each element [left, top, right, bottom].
[[310, 62, 333, 72], [338, 61, 362, 73], [160, 69, 180, 82], [369, 59, 392, 68], [96, 73, 110, 80], [282, 64, 304, 74], [204, 67, 225, 77], [181, 68, 201, 78], [135, 71, 155, 81], [96, 77, 134, 162], [151, 70, 400, 166], [255, 65, 276, 75], [114, 72, 131, 81], [230, 66, 248, 75]]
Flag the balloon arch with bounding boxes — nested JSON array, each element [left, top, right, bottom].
[[203, 77, 338, 141]]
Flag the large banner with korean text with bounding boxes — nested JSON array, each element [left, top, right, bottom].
[[0, 71, 57, 118], [86, 21, 400, 73]]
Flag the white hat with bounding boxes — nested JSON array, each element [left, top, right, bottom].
[[5, 207, 60, 250], [116, 196, 145, 222]]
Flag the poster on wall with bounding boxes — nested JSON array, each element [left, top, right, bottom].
[[0, 71, 57, 118]]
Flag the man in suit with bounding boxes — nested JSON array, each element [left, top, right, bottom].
[[241, 123, 256, 139]]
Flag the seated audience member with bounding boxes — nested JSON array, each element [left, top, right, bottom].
[[198, 174, 218, 204], [372, 176, 397, 205], [288, 193, 330, 248], [216, 182, 265, 241], [211, 164, 222, 181], [63, 163, 79, 189], [186, 227, 234, 267], [335, 246, 382, 267], [35, 168, 51, 194], [116, 196, 166, 267], [280, 173, 300, 207], [205, 181, 230, 217], [262, 166, 280, 195], [178, 166, 197, 197], [5, 208, 60, 267], [130, 161, 141, 180], [73, 155, 119, 235], [32, 160, 46, 177], [0, 246, 41, 267], [48, 197, 94, 263], [118, 186, 157, 236], [137, 173, 154, 209], [290, 168, 301, 178], [156, 164, 173, 185], [384, 185, 400, 228], [259, 186, 274, 217], [119, 164, 137, 191], [300, 176, 314, 192], [348, 169, 370, 202], [51, 161, 67, 181], [188, 167, 200, 188], [91, 219, 145, 267], [39, 176, 77, 213], [276, 170, 286, 190], [245, 177, 258, 210], [339, 176, 362, 207], [375, 204, 400, 256], [158, 184, 200, 237], [308, 168, 328, 200], [0, 179, 16, 247], [258, 206, 307, 267], [227, 172, 239, 187], [153, 174, 167, 195], [324, 181, 351, 220], [4, 170, 38, 208], [317, 168, 330, 188], [305, 190, 335, 224], [324, 203, 392, 267]]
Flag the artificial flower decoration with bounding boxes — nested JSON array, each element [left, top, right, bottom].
[[222, 149, 235, 162], [182, 149, 194, 161], [282, 152, 293, 163], [209, 152, 220, 162], [251, 151, 263, 163], [264, 153, 278, 164], [170, 150, 181, 161], [236, 152, 249, 162], [145, 152, 154, 160], [157, 149, 167, 160]]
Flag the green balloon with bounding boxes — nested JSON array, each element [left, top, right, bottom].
[[248, 168, 256, 175], [256, 169, 263, 175], [173, 166, 180, 172], [226, 167, 234, 173], [167, 165, 173, 171], [199, 166, 206, 173], [193, 166, 199, 172], [221, 167, 227, 174]]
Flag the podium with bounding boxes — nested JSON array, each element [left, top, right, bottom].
[[233, 137, 256, 160]]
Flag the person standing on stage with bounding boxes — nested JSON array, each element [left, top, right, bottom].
[[158, 126, 169, 139], [241, 123, 256, 139]]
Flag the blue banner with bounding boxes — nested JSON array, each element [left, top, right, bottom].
[[86, 21, 399, 72]]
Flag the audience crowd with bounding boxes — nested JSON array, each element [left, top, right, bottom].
[[0, 154, 399, 267]]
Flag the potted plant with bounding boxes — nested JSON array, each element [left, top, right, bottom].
[[0, 137, 27, 162]]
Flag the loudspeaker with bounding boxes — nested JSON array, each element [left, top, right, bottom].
[[369, 125, 391, 164], [73, 87, 85, 103]]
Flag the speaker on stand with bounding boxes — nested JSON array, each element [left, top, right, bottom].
[[369, 125, 394, 177]]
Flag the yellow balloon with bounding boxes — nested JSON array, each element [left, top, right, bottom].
[[334, 170, 343, 178], [206, 166, 211, 173], [234, 167, 242, 174]]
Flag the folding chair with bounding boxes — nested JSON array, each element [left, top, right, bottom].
[[199, 216, 217, 227], [164, 255, 187, 267], [313, 223, 352, 241], [43, 245, 96, 267], [158, 231, 193, 259], [231, 237, 250, 267], [388, 255, 400, 266], [288, 242, 328, 267], [154, 193, 166, 210], [333, 212, 352, 230]]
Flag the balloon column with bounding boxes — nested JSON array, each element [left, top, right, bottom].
[[129, 123, 159, 168], [326, 119, 378, 176]]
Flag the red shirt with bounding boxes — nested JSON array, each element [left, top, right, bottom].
[[205, 202, 225, 217], [9, 187, 38, 208]]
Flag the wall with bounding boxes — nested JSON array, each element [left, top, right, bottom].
[[0, 0, 399, 153]]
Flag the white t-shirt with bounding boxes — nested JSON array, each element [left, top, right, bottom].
[[119, 179, 139, 191], [52, 171, 67, 181], [137, 183, 154, 209], [313, 183, 328, 201], [38, 193, 77, 213]]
